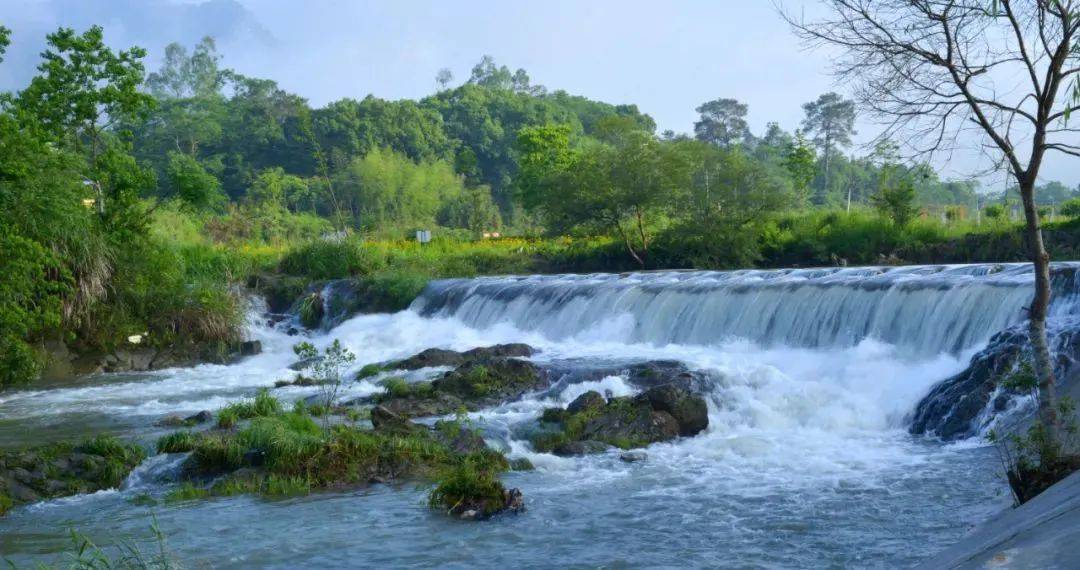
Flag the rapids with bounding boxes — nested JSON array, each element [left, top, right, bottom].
[[6, 262, 1077, 567]]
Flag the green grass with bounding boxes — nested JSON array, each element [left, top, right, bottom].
[[427, 453, 510, 518], [156, 431, 198, 454], [216, 390, 284, 428]]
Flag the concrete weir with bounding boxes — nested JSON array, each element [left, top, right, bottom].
[[917, 471, 1080, 569]]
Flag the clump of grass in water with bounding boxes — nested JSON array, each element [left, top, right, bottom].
[[156, 431, 198, 454], [216, 389, 283, 428], [428, 453, 512, 519]]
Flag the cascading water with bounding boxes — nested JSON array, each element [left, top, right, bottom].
[[4, 263, 1077, 567], [413, 263, 1080, 356]]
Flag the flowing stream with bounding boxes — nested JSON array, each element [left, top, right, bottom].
[[4, 263, 1079, 567]]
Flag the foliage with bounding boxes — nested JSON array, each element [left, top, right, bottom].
[[293, 339, 356, 412], [693, 98, 750, 148], [427, 455, 510, 518], [989, 362, 1080, 505]]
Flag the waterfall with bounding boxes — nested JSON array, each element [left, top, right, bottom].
[[412, 263, 1080, 357]]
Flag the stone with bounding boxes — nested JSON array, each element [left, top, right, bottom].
[[370, 406, 425, 435], [635, 384, 709, 437], [288, 356, 323, 371], [185, 410, 213, 424], [462, 343, 535, 359], [156, 415, 188, 428], [553, 440, 613, 456], [567, 391, 605, 415], [620, 450, 648, 463], [392, 348, 465, 370], [239, 340, 262, 356], [433, 420, 489, 454]]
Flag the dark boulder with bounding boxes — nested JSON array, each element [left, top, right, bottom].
[[239, 341, 262, 356], [392, 348, 465, 370], [433, 420, 489, 455], [390, 344, 537, 371], [433, 358, 547, 405], [567, 391, 606, 415], [635, 385, 709, 437], [463, 343, 535, 359], [370, 406, 426, 436], [553, 440, 612, 456], [534, 388, 708, 453], [910, 324, 1080, 440], [580, 405, 680, 447]]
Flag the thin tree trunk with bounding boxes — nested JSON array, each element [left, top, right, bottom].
[[1019, 174, 1060, 440], [613, 219, 645, 268]]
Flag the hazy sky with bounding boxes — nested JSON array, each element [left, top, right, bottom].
[[0, 0, 1075, 187]]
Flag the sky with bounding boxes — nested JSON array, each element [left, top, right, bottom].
[[0, 0, 1075, 188]]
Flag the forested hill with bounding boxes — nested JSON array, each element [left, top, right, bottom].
[[125, 37, 1076, 235]]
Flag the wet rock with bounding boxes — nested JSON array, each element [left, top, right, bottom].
[[391, 344, 537, 371], [186, 410, 213, 424], [393, 348, 464, 370], [634, 385, 709, 437], [553, 440, 613, 456], [433, 419, 489, 454], [288, 356, 323, 371], [463, 343, 535, 360], [567, 391, 605, 414], [433, 358, 546, 404], [509, 457, 535, 471], [581, 406, 680, 447], [910, 325, 1080, 440], [370, 406, 426, 436], [620, 450, 648, 463], [0, 438, 145, 516], [239, 340, 262, 356], [156, 415, 189, 428], [379, 392, 466, 419], [534, 389, 708, 453], [623, 360, 709, 393], [374, 355, 548, 420]]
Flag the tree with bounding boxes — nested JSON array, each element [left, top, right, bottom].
[[145, 37, 223, 99], [531, 130, 694, 266], [436, 68, 454, 90], [784, 131, 817, 205], [800, 92, 856, 203], [693, 98, 750, 148], [785, 0, 1080, 458], [0, 26, 10, 63], [167, 151, 225, 211]]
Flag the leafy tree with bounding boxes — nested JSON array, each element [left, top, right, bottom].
[[800, 92, 856, 203], [784, 131, 816, 206], [439, 185, 502, 232], [167, 151, 225, 211], [0, 26, 10, 63], [334, 148, 465, 232], [145, 37, 224, 99], [534, 130, 694, 266], [16, 26, 154, 158], [693, 98, 750, 148], [515, 124, 575, 211], [436, 68, 454, 90]]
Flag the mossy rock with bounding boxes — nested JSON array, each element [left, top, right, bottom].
[[0, 436, 146, 516], [532, 386, 708, 454]]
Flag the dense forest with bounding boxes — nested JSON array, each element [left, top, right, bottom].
[[3, 26, 1080, 389]]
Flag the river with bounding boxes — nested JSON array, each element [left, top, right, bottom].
[[6, 263, 1073, 567]]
